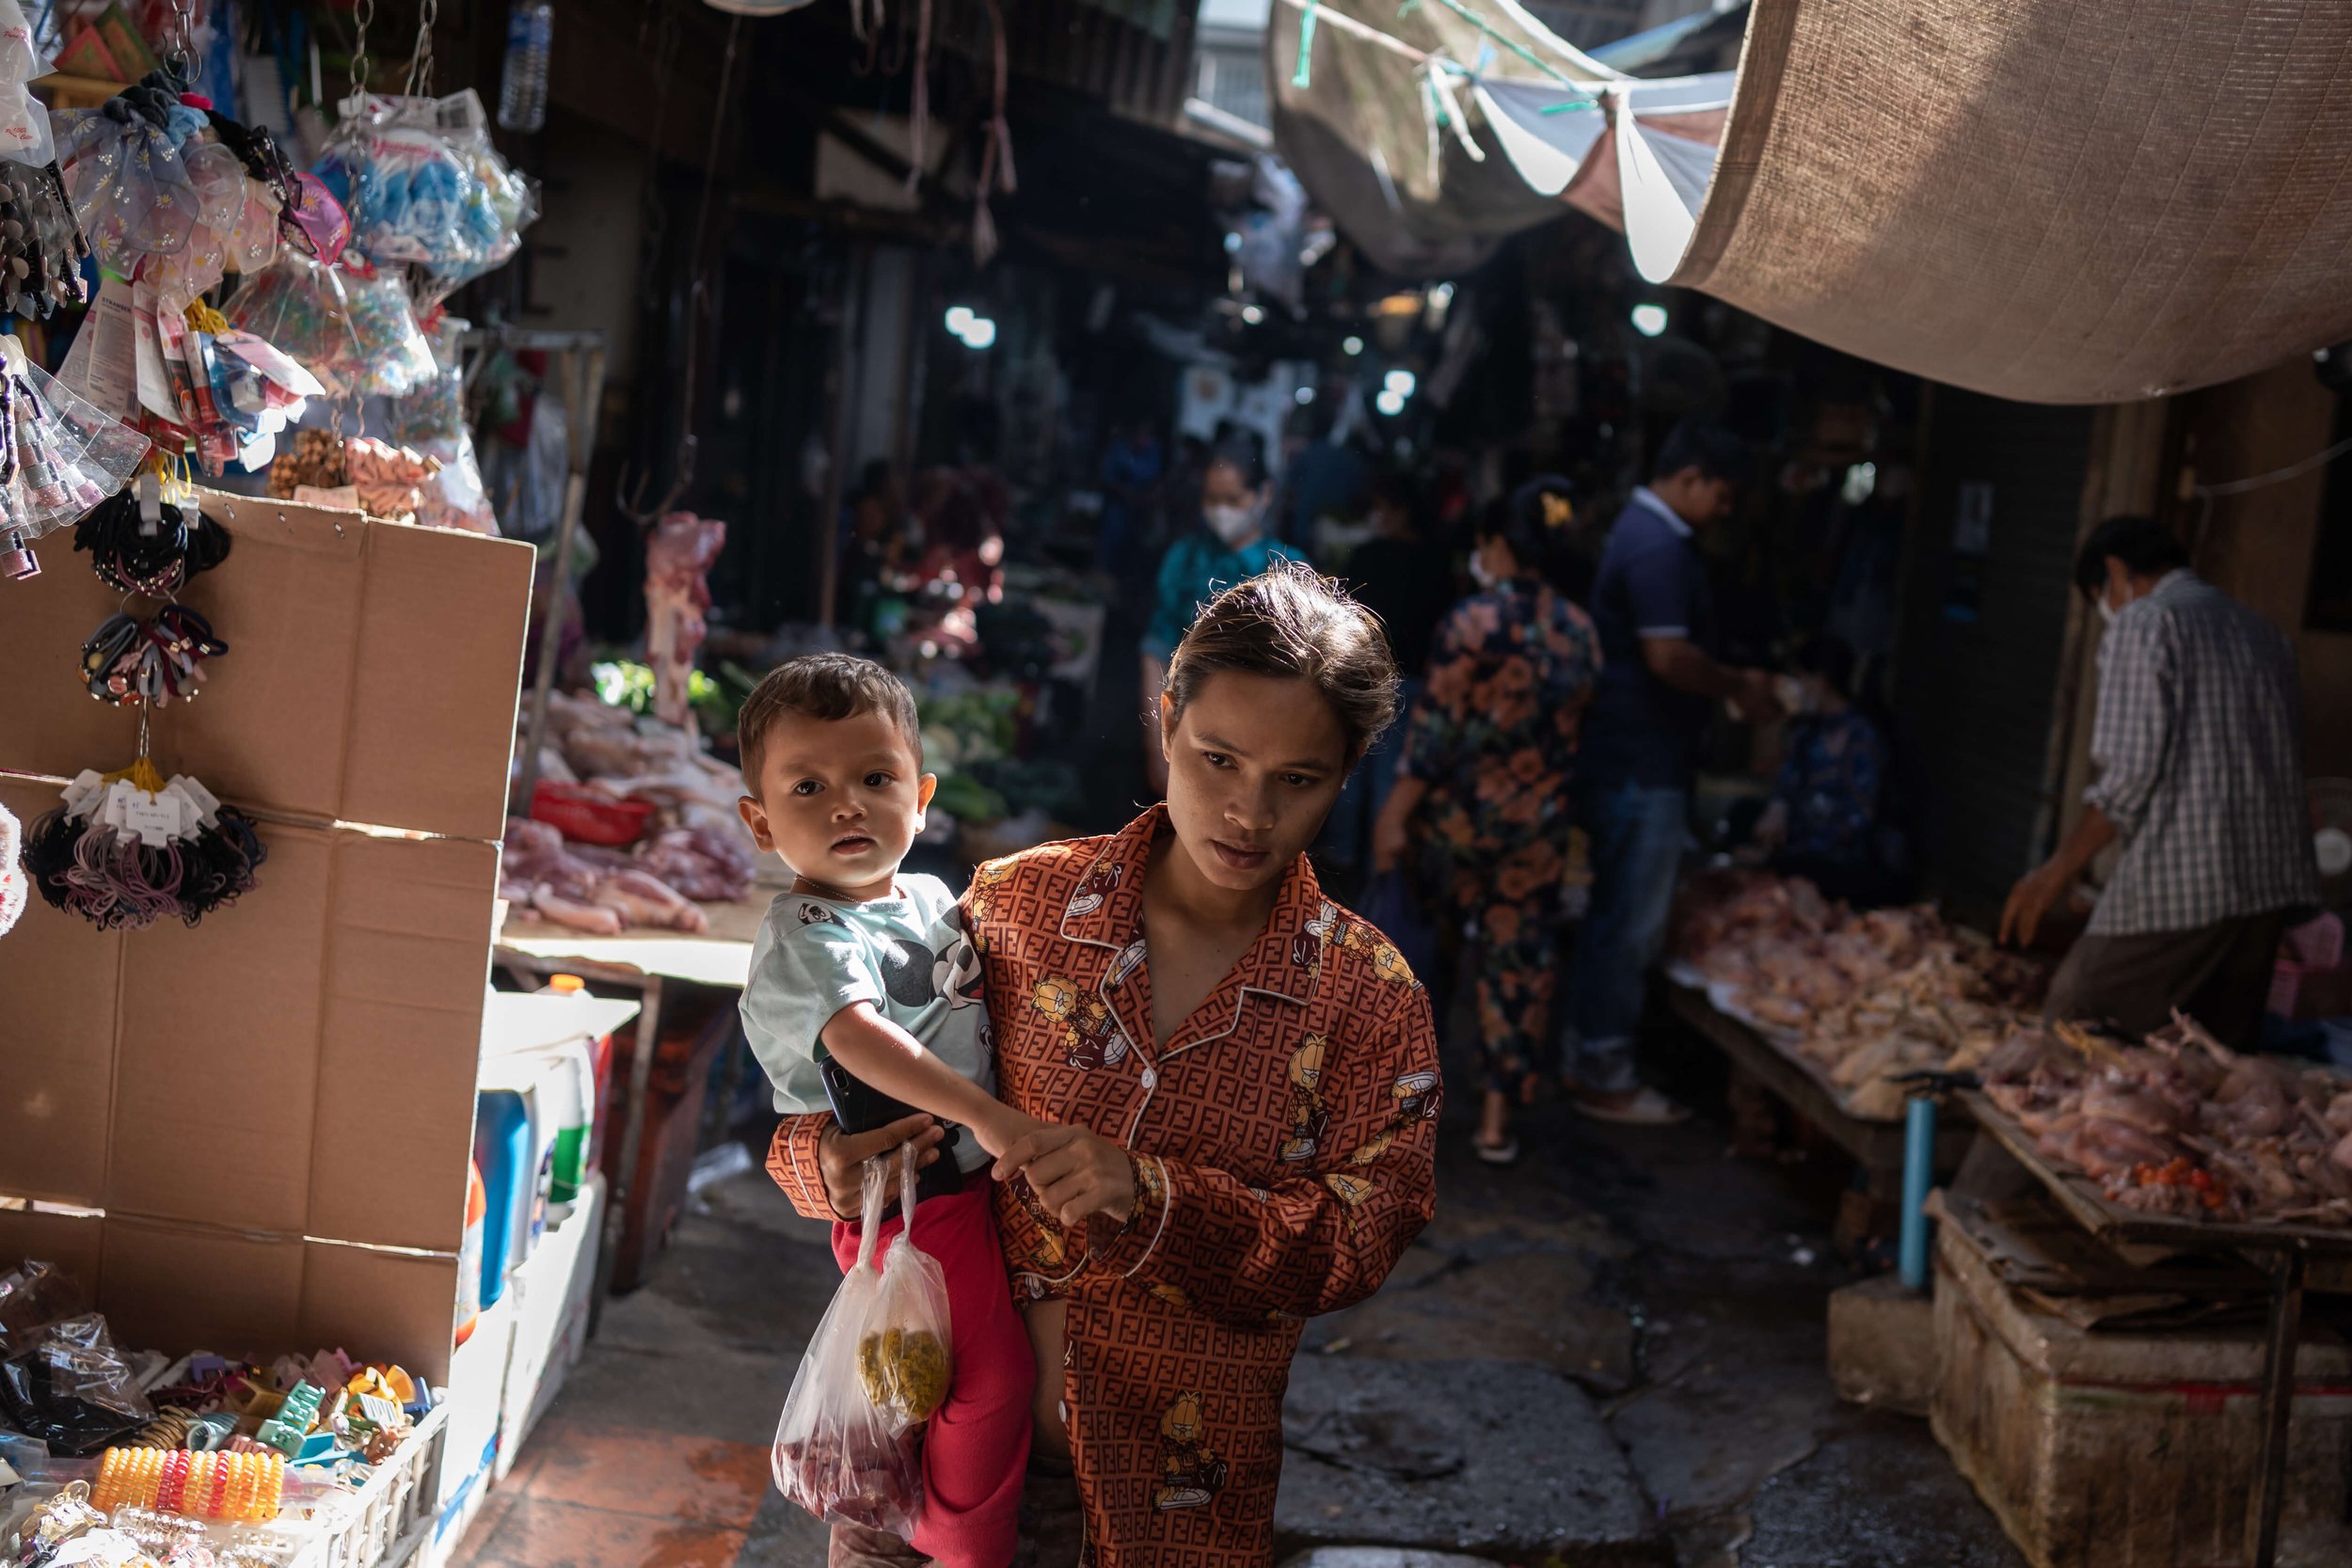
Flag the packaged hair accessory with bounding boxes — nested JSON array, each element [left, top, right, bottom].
[[0, 338, 153, 581], [22, 760, 267, 931]]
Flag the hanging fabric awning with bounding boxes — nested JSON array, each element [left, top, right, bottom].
[[1274, 0, 2352, 404], [1266, 0, 1730, 281]]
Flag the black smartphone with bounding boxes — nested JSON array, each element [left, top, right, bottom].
[[818, 1054, 963, 1206]]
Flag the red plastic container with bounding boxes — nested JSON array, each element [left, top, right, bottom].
[[529, 781, 655, 847]]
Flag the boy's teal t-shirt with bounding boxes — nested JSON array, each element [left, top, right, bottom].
[[739, 872, 993, 1174]]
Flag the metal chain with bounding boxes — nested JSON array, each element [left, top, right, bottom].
[[167, 0, 198, 83], [404, 0, 440, 99], [348, 0, 375, 104]]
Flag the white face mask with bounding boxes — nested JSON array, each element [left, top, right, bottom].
[[1468, 550, 1498, 591], [1204, 501, 1259, 546], [2096, 591, 2120, 627]]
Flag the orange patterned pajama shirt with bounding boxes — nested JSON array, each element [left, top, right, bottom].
[[771, 806, 1441, 1567]]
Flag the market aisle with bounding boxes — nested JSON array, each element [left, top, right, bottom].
[[453, 1027, 2029, 1567]]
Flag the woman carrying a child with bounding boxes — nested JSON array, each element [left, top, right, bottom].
[[756, 563, 1442, 1568]]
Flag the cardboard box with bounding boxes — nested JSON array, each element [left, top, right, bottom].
[[0, 492, 532, 841], [0, 492, 533, 1386], [494, 1174, 603, 1481], [1931, 1219, 2352, 1567]]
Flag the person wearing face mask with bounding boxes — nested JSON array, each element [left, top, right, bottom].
[[1999, 515, 2318, 1048], [1141, 438, 1306, 793], [1752, 636, 1899, 908], [1373, 477, 1600, 1164], [1568, 421, 1783, 1126]]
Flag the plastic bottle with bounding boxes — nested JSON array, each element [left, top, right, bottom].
[[455, 1160, 486, 1345], [474, 1091, 532, 1307], [497, 2, 553, 135]]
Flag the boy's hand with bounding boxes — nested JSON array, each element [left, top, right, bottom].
[[818, 1114, 945, 1221], [971, 1104, 1048, 1161], [993, 1125, 1138, 1227]]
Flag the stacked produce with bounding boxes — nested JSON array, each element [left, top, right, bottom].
[[1671, 870, 2046, 1117], [1983, 1015, 2352, 1225]]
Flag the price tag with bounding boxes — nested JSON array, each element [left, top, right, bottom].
[[168, 773, 222, 826], [122, 792, 181, 847]]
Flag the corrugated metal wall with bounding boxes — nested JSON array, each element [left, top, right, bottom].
[[1895, 390, 2094, 928]]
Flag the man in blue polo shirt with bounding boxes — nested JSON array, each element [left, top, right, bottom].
[[1570, 421, 1781, 1123]]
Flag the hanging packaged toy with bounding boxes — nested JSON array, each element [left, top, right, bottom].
[[21, 755, 267, 931], [771, 1144, 950, 1535]]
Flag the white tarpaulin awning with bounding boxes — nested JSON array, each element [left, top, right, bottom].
[[1273, 0, 2352, 404]]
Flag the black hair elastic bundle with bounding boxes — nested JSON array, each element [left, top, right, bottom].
[[21, 773, 266, 931], [72, 489, 232, 596]]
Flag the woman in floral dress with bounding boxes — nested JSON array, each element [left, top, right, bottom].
[[771, 562, 1440, 1568], [1374, 478, 1600, 1164]]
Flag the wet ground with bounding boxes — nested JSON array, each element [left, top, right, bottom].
[[450, 1012, 2027, 1568]]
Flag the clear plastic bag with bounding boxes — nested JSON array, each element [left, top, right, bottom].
[[771, 1144, 954, 1536]]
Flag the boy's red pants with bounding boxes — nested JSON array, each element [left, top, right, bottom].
[[831, 1180, 1032, 1568]]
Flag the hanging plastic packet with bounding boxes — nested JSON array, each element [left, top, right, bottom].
[[0, 338, 152, 578], [226, 251, 368, 398], [0, 161, 89, 322], [316, 90, 533, 277], [0, 0, 51, 166], [21, 760, 267, 931], [336, 256, 437, 396]]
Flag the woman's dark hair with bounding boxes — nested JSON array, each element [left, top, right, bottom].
[[2074, 515, 2188, 598], [1166, 559, 1401, 762], [1653, 420, 1753, 485], [1475, 476, 1594, 598], [1207, 436, 1268, 492]]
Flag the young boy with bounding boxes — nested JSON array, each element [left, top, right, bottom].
[[736, 654, 1035, 1568]]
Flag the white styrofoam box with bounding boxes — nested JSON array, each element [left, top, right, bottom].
[[493, 1173, 605, 1481], [430, 1291, 514, 1556]]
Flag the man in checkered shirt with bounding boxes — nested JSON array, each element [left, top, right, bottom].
[[2001, 515, 2319, 1047]]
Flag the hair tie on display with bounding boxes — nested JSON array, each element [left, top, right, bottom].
[[72, 487, 234, 595], [24, 759, 266, 930], [78, 604, 227, 705]]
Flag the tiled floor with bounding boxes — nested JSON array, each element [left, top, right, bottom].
[[458, 1419, 772, 1568]]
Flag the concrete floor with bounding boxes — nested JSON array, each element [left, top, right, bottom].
[[451, 1060, 2027, 1568]]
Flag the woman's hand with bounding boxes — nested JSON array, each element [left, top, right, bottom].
[[993, 1126, 1138, 1227], [818, 1114, 946, 1221]]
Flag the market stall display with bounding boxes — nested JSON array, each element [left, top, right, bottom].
[[1980, 1015, 2352, 1227], [1671, 869, 2046, 1118]]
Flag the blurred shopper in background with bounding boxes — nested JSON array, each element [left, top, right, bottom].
[[1375, 477, 1597, 1164]]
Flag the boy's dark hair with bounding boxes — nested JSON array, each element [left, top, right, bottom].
[[2074, 515, 2189, 598], [1166, 559, 1401, 763], [1653, 420, 1753, 486], [737, 654, 921, 791]]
